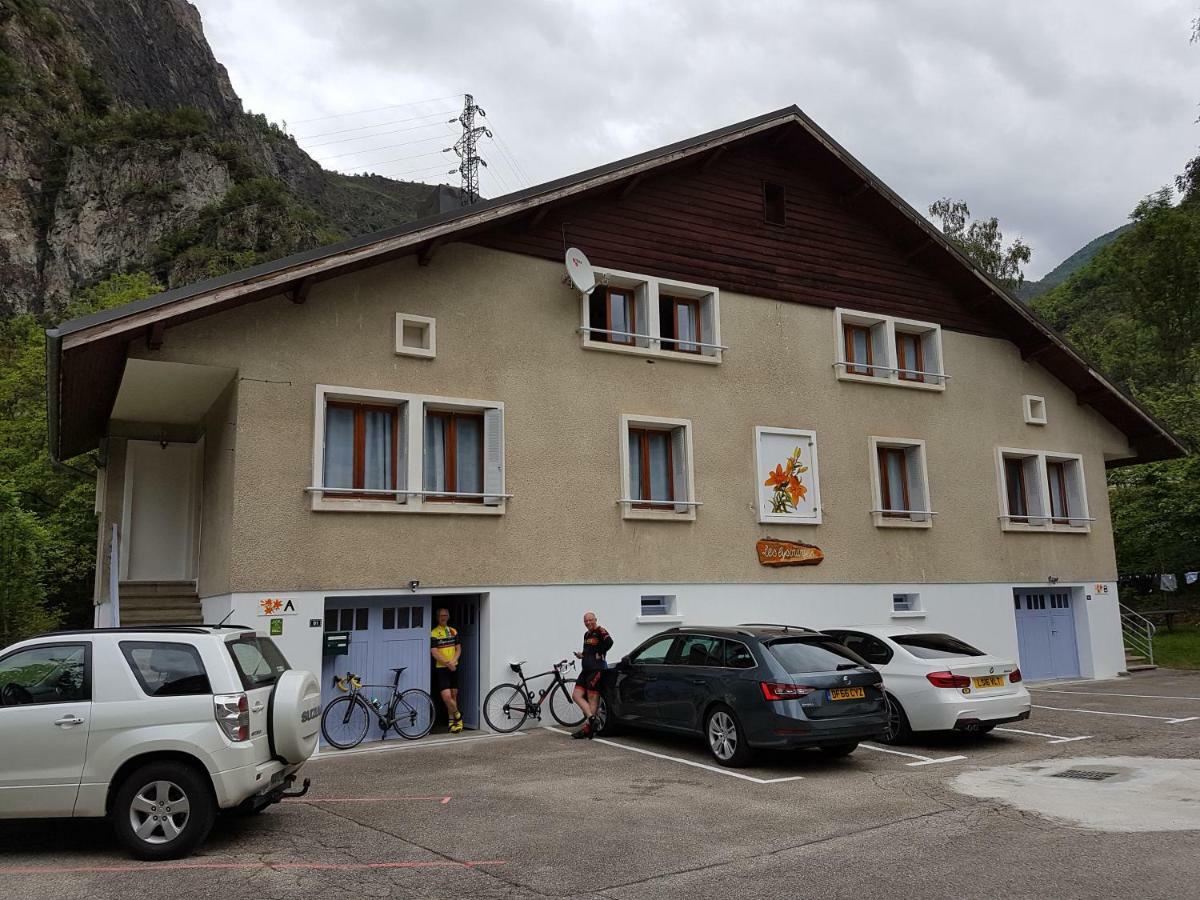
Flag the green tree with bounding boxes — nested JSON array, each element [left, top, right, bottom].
[[0, 272, 163, 640], [929, 198, 1032, 291]]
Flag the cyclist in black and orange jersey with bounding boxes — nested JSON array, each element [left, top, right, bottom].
[[430, 608, 463, 733], [571, 611, 613, 739]]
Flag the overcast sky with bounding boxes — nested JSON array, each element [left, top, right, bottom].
[[192, 1, 1198, 278]]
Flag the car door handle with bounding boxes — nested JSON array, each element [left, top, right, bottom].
[[54, 715, 85, 728], [689, 679, 706, 685]]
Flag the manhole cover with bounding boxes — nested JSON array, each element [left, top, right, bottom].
[[1051, 769, 1118, 781]]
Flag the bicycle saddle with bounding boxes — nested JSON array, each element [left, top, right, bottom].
[[508, 660, 526, 672], [390, 666, 408, 673]]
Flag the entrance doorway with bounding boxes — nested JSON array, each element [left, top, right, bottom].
[[1013, 589, 1081, 681], [120, 440, 202, 582], [433, 596, 481, 730]]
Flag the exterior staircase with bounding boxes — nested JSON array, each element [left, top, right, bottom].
[[118, 582, 203, 627], [1119, 604, 1158, 672]]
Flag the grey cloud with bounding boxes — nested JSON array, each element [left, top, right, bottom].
[[194, 0, 1198, 277]]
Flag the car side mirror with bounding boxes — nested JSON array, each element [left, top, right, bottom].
[[618, 655, 631, 670]]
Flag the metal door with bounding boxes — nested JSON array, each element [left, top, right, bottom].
[[321, 597, 432, 744], [1013, 590, 1080, 681]]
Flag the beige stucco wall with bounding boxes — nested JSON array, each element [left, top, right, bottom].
[[196, 380, 236, 597], [130, 243, 1131, 595]]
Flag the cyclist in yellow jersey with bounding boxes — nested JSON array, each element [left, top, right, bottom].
[[430, 608, 463, 733]]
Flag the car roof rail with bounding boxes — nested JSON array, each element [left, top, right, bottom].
[[736, 622, 817, 633]]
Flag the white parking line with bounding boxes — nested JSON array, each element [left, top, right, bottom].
[[543, 727, 803, 784], [1033, 704, 1199, 725], [993, 726, 1092, 744], [859, 743, 967, 766], [1031, 688, 1200, 702]]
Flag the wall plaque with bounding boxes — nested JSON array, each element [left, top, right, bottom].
[[756, 538, 824, 567]]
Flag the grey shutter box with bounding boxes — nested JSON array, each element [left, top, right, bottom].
[[671, 427, 689, 513], [1065, 459, 1087, 526], [1022, 456, 1048, 524], [635, 284, 651, 349], [699, 296, 716, 356], [904, 446, 927, 522], [483, 408, 505, 506], [870, 322, 889, 376]]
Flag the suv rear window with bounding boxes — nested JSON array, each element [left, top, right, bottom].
[[226, 634, 290, 689], [893, 633, 984, 659], [765, 638, 868, 674], [120, 641, 211, 696]]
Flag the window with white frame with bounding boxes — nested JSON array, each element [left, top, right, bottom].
[[868, 437, 933, 527], [312, 385, 505, 513], [892, 592, 922, 614], [755, 426, 821, 524], [997, 448, 1090, 532], [619, 415, 697, 520], [582, 268, 722, 363], [639, 594, 678, 618], [835, 308, 945, 389]]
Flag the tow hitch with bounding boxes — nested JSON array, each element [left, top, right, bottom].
[[280, 776, 311, 799]]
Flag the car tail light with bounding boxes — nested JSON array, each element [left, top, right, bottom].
[[760, 681, 815, 701], [1009, 668, 1023, 683], [926, 671, 971, 689], [214, 692, 250, 741]]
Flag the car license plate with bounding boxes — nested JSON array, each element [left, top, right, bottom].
[[268, 770, 286, 790], [828, 687, 866, 701], [973, 676, 1005, 689]]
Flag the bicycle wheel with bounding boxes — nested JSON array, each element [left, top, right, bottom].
[[549, 679, 585, 727], [483, 683, 530, 733], [321, 695, 371, 750], [392, 689, 436, 740]]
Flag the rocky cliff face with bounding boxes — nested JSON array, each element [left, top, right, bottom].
[[0, 0, 445, 316]]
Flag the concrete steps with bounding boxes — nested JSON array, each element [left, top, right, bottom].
[[1124, 652, 1158, 673], [118, 582, 202, 627]]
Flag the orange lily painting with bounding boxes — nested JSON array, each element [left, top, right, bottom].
[[764, 446, 809, 514]]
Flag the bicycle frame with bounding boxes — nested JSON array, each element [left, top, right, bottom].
[[333, 673, 410, 733], [509, 660, 575, 718]]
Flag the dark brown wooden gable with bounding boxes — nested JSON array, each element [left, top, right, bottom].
[[470, 136, 1001, 337]]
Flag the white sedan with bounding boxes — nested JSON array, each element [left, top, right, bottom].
[[822, 626, 1031, 743]]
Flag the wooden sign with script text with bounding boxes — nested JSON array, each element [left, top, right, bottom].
[[756, 538, 824, 567]]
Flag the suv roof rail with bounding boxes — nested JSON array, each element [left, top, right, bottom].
[[28, 624, 257, 639], [736, 622, 817, 633]]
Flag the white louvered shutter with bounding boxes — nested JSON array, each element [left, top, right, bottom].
[[483, 408, 505, 506], [904, 446, 927, 522], [671, 427, 689, 514], [699, 297, 716, 356]]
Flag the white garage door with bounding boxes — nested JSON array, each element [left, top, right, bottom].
[[1013, 590, 1080, 681]]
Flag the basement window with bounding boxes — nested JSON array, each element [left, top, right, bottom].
[[763, 181, 787, 226]]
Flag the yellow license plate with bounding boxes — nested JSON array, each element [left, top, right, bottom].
[[828, 687, 866, 700], [973, 676, 1006, 689]]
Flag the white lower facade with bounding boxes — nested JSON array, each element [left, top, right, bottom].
[[200, 580, 1123, 739]]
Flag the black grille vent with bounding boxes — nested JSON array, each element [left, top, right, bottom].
[[1050, 769, 1118, 781]]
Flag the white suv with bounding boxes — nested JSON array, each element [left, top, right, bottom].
[[0, 625, 321, 859]]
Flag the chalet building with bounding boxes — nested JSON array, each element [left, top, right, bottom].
[[47, 107, 1185, 736]]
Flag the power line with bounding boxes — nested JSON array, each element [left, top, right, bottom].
[[289, 95, 462, 126], [295, 108, 457, 141], [314, 133, 447, 162], [302, 118, 453, 150]]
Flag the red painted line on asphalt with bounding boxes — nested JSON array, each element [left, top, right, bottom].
[[0, 860, 504, 875], [285, 795, 452, 803]]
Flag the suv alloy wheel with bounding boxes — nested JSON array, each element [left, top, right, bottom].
[[705, 704, 754, 767], [112, 762, 217, 860]]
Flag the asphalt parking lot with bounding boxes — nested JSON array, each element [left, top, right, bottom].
[[3, 669, 1199, 900]]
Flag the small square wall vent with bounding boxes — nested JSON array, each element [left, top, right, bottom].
[[395, 313, 435, 358], [1023, 395, 1047, 425]]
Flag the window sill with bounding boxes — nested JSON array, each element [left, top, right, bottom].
[[890, 611, 926, 619], [622, 506, 697, 522], [871, 513, 933, 529], [582, 337, 721, 365], [836, 371, 946, 392], [1000, 521, 1091, 535], [311, 496, 505, 515], [636, 615, 685, 625]]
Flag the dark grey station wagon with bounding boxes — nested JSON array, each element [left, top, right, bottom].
[[599, 625, 887, 766]]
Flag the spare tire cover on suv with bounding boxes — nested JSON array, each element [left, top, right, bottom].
[[270, 670, 322, 764]]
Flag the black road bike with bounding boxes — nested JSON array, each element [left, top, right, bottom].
[[483, 659, 585, 732], [321, 666, 436, 749]]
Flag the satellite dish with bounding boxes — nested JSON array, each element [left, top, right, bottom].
[[564, 247, 596, 295]]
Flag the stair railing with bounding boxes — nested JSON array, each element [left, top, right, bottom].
[[1119, 603, 1155, 667]]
